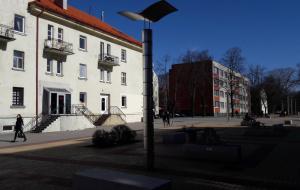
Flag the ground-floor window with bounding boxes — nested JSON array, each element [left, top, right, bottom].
[[79, 92, 86, 104], [121, 96, 127, 108], [12, 87, 24, 106]]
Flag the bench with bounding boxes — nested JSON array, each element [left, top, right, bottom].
[[73, 169, 172, 190]]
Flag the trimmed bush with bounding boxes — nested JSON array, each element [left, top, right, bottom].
[[111, 125, 136, 144], [92, 130, 115, 147]]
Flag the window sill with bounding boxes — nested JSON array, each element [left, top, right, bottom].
[[45, 72, 54, 76], [121, 83, 127, 86], [13, 31, 27, 36], [10, 105, 25, 109], [121, 106, 127, 109], [56, 73, 64, 77], [78, 48, 87, 52], [106, 81, 111, 84], [78, 77, 87, 80], [121, 60, 127, 63], [12, 67, 25, 72]]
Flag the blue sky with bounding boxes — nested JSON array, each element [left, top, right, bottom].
[[69, 0, 300, 71]]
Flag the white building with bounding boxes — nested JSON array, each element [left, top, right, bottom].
[[0, 0, 143, 133], [212, 61, 250, 116]]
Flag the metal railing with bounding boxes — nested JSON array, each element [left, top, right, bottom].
[[23, 113, 43, 132], [110, 106, 126, 121], [98, 54, 119, 66], [0, 24, 14, 39], [72, 104, 101, 124], [44, 38, 73, 54]]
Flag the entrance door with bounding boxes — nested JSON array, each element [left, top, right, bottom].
[[58, 95, 65, 114], [51, 93, 57, 114], [100, 95, 109, 114]]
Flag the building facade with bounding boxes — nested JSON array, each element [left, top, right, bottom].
[[0, 0, 143, 133], [169, 60, 250, 116]]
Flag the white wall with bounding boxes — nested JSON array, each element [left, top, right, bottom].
[[0, 0, 143, 132]]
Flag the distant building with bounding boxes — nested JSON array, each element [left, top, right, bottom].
[[169, 60, 250, 116]]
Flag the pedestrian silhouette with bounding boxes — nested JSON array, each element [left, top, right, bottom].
[[12, 114, 27, 142], [166, 111, 170, 126], [162, 111, 167, 127]]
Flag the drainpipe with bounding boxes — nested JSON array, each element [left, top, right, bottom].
[[36, 8, 45, 119]]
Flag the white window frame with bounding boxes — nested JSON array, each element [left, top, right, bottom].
[[100, 69, 105, 82], [79, 92, 87, 104], [79, 64, 87, 79], [121, 49, 127, 62], [46, 59, 53, 73], [121, 72, 126, 85], [14, 14, 25, 33], [58, 28, 63, 42], [57, 61, 63, 76], [13, 50, 24, 70], [48, 25, 54, 40], [79, 35, 87, 50], [121, 96, 127, 108]]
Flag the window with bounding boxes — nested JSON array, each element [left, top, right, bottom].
[[214, 90, 219, 96], [14, 15, 25, 33], [121, 72, 126, 85], [107, 44, 111, 55], [220, 91, 224, 98], [100, 69, 104, 81], [79, 35, 87, 50], [100, 42, 104, 58], [48, 25, 54, 40], [57, 61, 63, 75], [107, 71, 111, 82], [13, 50, 24, 70], [214, 101, 220, 107], [121, 49, 127, 62], [58, 28, 63, 42], [46, 59, 53, 73], [79, 64, 87, 79], [121, 96, 127, 108], [79, 92, 86, 104], [220, 102, 225, 109], [12, 87, 24, 106]]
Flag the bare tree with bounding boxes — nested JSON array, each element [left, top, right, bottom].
[[155, 55, 172, 112], [247, 64, 266, 115], [221, 47, 245, 117]]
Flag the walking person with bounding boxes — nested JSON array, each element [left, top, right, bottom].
[[166, 111, 170, 126], [12, 114, 27, 142]]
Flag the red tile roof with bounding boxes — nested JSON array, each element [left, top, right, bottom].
[[29, 0, 142, 47]]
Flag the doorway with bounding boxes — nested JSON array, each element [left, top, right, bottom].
[[100, 94, 109, 114]]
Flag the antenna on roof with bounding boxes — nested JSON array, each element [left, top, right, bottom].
[[101, 11, 105, 22]]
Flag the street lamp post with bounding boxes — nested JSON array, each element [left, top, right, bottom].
[[119, 0, 177, 170]]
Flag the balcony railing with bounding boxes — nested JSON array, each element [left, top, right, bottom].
[[0, 24, 15, 41], [98, 54, 120, 67], [44, 38, 73, 55]]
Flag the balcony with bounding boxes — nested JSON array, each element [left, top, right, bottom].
[[0, 24, 15, 42], [98, 54, 120, 68], [44, 39, 73, 56]]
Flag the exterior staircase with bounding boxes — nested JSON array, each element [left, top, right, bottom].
[[94, 114, 110, 126], [31, 115, 60, 133]]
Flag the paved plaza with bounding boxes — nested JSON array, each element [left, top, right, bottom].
[[0, 116, 300, 189]]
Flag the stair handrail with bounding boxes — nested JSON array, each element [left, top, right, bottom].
[[23, 113, 43, 132], [109, 106, 126, 121], [72, 104, 101, 124]]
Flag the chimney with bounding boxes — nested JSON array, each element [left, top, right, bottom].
[[55, 0, 68, 10]]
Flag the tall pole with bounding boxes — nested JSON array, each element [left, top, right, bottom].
[[143, 28, 154, 170]]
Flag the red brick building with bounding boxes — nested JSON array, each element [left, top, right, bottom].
[[169, 61, 250, 116]]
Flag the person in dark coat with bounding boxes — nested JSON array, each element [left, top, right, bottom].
[[166, 111, 170, 126], [12, 114, 27, 142], [162, 111, 166, 127]]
